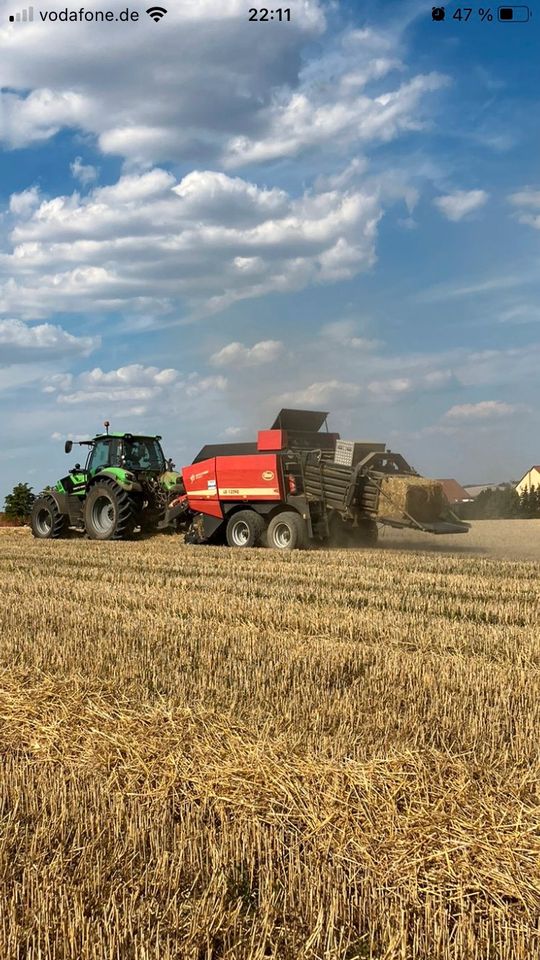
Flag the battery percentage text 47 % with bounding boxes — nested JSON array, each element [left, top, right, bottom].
[[452, 8, 494, 19]]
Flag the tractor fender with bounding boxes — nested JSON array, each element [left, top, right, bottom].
[[42, 488, 69, 515], [88, 470, 143, 493]]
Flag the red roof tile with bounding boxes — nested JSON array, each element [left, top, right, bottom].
[[435, 479, 473, 503]]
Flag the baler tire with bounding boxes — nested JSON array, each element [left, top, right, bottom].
[[267, 511, 307, 551], [84, 481, 136, 541], [31, 495, 69, 540], [226, 510, 266, 548]]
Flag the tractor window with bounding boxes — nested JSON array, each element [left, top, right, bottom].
[[121, 439, 165, 471], [88, 439, 111, 474]]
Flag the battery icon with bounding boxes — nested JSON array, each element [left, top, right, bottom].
[[498, 6, 530, 20]]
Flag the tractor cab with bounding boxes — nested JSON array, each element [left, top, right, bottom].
[[82, 434, 166, 476], [62, 433, 167, 487]]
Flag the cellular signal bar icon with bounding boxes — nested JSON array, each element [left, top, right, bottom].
[[9, 6, 34, 20]]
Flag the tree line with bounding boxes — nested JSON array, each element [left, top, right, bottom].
[[456, 485, 540, 520]]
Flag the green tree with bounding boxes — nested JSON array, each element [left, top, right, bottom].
[[519, 488, 535, 519], [3, 482, 35, 522], [530, 485, 540, 519], [459, 485, 520, 520]]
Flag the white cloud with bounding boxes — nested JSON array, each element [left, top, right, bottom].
[[509, 188, 540, 209], [367, 377, 412, 398], [0, 318, 98, 362], [70, 157, 98, 185], [210, 340, 284, 367], [0, 0, 326, 162], [508, 188, 540, 229], [172, 171, 289, 224], [222, 29, 447, 168], [433, 189, 489, 222], [444, 400, 524, 421], [59, 386, 160, 406], [225, 70, 447, 167], [417, 272, 528, 303], [0, 15, 451, 331], [321, 319, 381, 350], [184, 374, 227, 398], [278, 379, 362, 406], [42, 373, 74, 393], [9, 186, 41, 217], [0, 7, 448, 177], [43, 363, 227, 417], [78, 365, 178, 387], [0, 168, 382, 319], [0, 89, 89, 150], [498, 304, 540, 324]]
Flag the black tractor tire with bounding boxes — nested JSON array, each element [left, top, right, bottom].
[[31, 495, 69, 540], [226, 510, 266, 548], [84, 481, 136, 541], [267, 511, 308, 551]]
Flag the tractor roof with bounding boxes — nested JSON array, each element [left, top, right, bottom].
[[92, 433, 163, 441]]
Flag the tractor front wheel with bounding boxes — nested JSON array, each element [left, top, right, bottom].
[[31, 495, 69, 539], [84, 481, 136, 541]]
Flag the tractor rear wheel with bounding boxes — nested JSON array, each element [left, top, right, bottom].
[[31, 495, 69, 539], [226, 510, 265, 548], [267, 511, 307, 550], [84, 481, 136, 541]]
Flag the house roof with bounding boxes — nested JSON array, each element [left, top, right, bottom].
[[435, 479, 473, 503], [515, 466, 540, 487]]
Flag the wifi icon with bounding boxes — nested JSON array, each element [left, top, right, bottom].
[[146, 6, 167, 21]]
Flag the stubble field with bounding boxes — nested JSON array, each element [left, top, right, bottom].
[[0, 521, 539, 959]]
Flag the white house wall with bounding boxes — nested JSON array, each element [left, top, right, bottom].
[[516, 469, 540, 496]]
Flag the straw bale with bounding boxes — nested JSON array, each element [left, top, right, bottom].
[[378, 476, 446, 523]]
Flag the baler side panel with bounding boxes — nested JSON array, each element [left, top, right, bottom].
[[215, 454, 283, 501], [182, 458, 223, 518], [189, 499, 223, 519]]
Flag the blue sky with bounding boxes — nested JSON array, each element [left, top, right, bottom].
[[0, 0, 539, 499]]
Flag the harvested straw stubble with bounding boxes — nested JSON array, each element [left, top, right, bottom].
[[378, 476, 446, 523], [1, 529, 540, 959]]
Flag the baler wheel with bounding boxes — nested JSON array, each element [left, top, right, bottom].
[[226, 510, 265, 548], [267, 511, 307, 550]]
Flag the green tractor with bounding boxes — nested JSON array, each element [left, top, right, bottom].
[[31, 423, 186, 541]]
